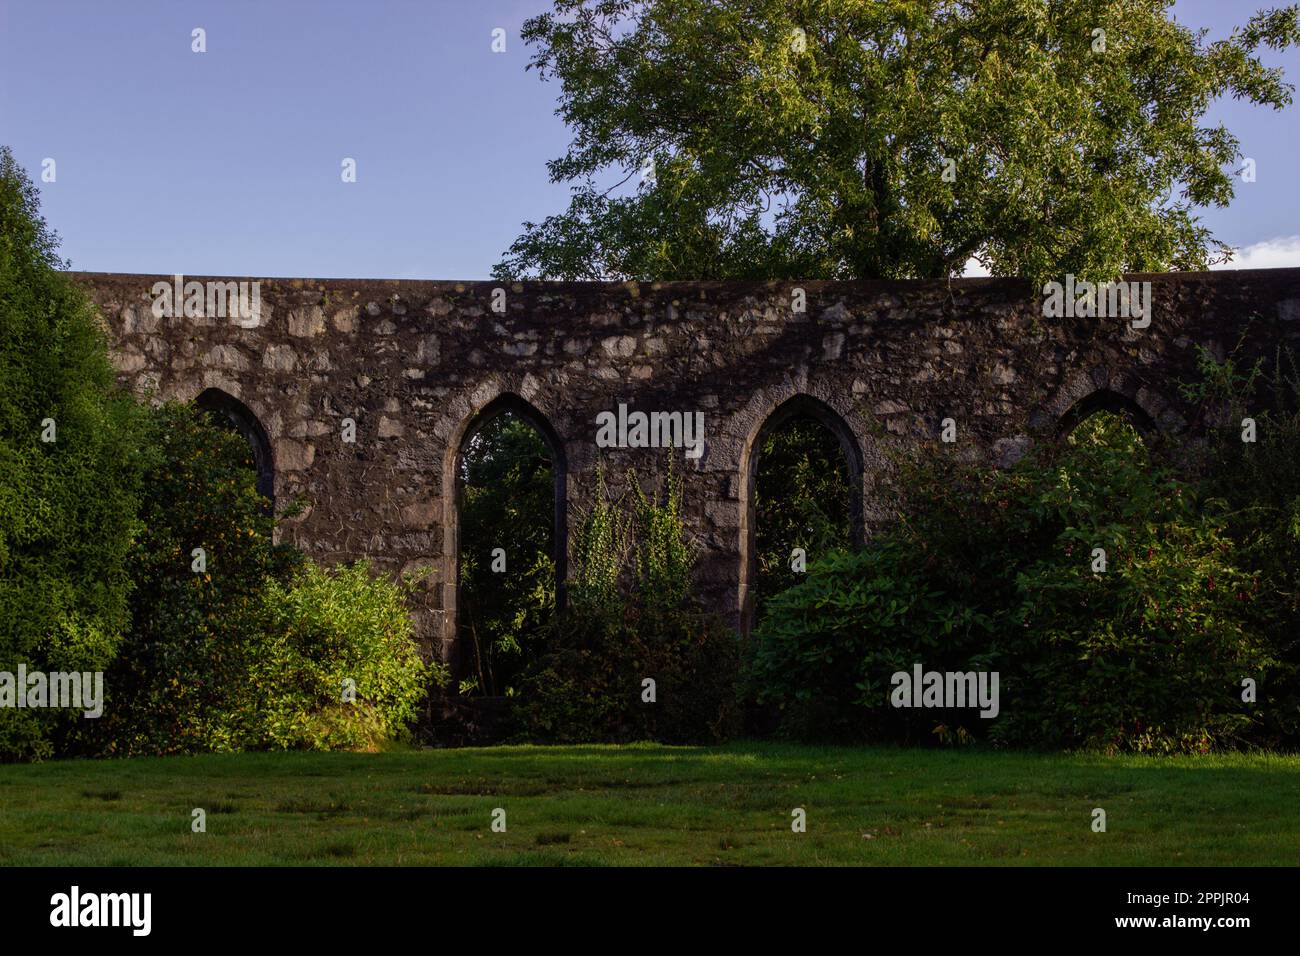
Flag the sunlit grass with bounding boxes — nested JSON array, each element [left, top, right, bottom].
[[0, 742, 1295, 866]]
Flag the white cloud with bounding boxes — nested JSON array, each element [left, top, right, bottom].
[[1211, 235, 1300, 271], [958, 236, 1300, 277]]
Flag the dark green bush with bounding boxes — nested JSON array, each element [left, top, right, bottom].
[[514, 466, 741, 744], [1182, 342, 1300, 747], [85, 402, 434, 755], [0, 147, 146, 761], [82, 402, 292, 754], [749, 412, 1271, 753], [746, 541, 998, 743], [992, 414, 1266, 752]]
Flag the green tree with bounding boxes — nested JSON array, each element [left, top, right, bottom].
[[0, 146, 146, 761], [496, 0, 1299, 283], [82, 402, 294, 755]]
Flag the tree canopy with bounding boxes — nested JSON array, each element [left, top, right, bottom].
[[0, 145, 146, 760], [495, 0, 1300, 283]]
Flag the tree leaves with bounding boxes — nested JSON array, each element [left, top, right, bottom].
[[497, 0, 1298, 283]]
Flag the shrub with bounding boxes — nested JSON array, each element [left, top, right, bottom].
[[86, 402, 435, 755], [241, 560, 439, 751], [514, 464, 741, 744], [992, 414, 1267, 752], [0, 147, 146, 761], [1182, 342, 1300, 747], [82, 401, 292, 755], [747, 541, 998, 743], [749, 412, 1270, 753]]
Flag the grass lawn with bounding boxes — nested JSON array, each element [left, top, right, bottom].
[[0, 742, 1296, 866]]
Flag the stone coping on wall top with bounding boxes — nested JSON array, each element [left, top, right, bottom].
[[65, 267, 1300, 299]]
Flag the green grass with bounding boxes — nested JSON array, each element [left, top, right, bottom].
[[0, 742, 1296, 865]]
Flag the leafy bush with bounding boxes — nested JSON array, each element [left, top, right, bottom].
[[992, 414, 1266, 752], [749, 412, 1271, 753], [514, 464, 741, 744], [747, 442, 1005, 743], [747, 541, 998, 743], [242, 561, 438, 751], [1182, 342, 1300, 747], [86, 402, 434, 755], [0, 147, 146, 761], [81, 402, 292, 754]]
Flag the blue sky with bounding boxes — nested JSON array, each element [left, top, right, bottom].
[[2, 0, 1298, 279]]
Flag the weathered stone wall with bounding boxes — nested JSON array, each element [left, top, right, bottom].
[[73, 269, 1300, 668]]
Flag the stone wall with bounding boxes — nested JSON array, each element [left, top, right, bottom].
[[73, 268, 1300, 667]]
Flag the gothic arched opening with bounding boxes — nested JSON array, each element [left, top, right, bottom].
[[1057, 388, 1156, 439], [453, 396, 566, 697], [1059, 404, 1150, 464], [194, 388, 274, 508], [740, 395, 862, 635]]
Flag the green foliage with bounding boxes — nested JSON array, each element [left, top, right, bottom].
[[569, 468, 628, 617], [82, 402, 293, 755], [994, 414, 1267, 752], [1182, 342, 1300, 746], [0, 146, 146, 761], [752, 416, 853, 617], [747, 543, 997, 743], [750, 412, 1272, 752], [630, 462, 693, 617], [497, 0, 1299, 283], [245, 561, 438, 751], [457, 413, 557, 696], [515, 462, 741, 744], [86, 403, 432, 755]]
